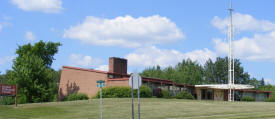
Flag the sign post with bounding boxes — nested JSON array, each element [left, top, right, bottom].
[[129, 73, 142, 119], [0, 84, 17, 107], [97, 80, 105, 119]]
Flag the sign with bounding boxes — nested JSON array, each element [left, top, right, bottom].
[[0, 84, 17, 96], [129, 73, 142, 89], [96, 80, 105, 88]]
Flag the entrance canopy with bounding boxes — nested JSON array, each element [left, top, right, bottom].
[[195, 84, 254, 90]]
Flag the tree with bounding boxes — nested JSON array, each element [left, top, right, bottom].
[[260, 78, 265, 88], [140, 59, 204, 85], [9, 41, 61, 103]]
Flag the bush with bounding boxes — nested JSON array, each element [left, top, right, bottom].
[[137, 86, 152, 98], [173, 91, 194, 100], [265, 97, 275, 102], [94, 86, 152, 98], [0, 97, 15, 105], [94, 87, 131, 98], [65, 93, 88, 101], [161, 90, 171, 99], [241, 96, 255, 101]]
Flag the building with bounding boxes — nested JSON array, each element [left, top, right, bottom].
[[58, 57, 272, 101]]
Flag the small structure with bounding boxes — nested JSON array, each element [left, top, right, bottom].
[[195, 84, 271, 101]]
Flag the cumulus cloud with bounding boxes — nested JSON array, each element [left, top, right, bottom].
[[25, 31, 35, 41], [214, 31, 275, 62], [63, 15, 184, 48], [125, 46, 216, 67], [95, 65, 108, 71], [212, 12, 275, 33], [0, 56, 15, 66], [11, 0, 63, 13]]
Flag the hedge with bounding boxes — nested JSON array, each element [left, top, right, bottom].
[[173, 91, 194, 100], [64, 93, 89, 101], [94, 86, 152, 98], [161, 90, 171, 99], [241, 96, 255, 101]]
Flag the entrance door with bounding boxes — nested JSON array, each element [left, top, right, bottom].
[[201, 89, 213, 100]]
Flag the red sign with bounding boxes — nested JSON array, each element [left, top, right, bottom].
[[0, 84, 17, 96]]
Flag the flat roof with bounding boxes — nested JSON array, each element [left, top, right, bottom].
[[195, 84, 254, 89]]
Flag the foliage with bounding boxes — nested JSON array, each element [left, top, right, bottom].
[[161, 90, 171, 99], [64, 93, 88, 101], [0, 97, 15, 105], [94, 87, 131, 98], [94, 86, 152, 98], [241, 96, 255, 101], [141, 59, 203, 85], [3, 41, 61, 103], [173, 91, 194, 100], [136, 86, 152, 98], [141, 57, 265, 87], [265, 97, 275, 102]]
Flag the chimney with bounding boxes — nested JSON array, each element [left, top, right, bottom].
[[109, 57, 127, 74]]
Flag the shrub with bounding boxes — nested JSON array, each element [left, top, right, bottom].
[[265, 97, 275, 102], [65, 93, 88, 101], [241, 96, 255, 101], [0, 97, 15, 105], [94, 87, 131, 98], [94, 86, 152, 98], [174, 91, 194, 100], [161, 90, 171, 99], [137, 86, 152, 98]]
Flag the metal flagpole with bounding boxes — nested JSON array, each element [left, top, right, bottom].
[[228, 1, 233, 102]]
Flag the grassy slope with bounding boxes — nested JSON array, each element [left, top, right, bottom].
[[0, 98, 275, 119]]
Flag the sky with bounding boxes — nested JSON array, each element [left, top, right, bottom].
[[0, 0, 275, 85]]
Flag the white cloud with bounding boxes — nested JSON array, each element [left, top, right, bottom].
[[125, 46, 216, 67], [0, 56, 15, 66], [214, 31, 275, 62], [95, 65, 108, 71], [0, 25, 2, 32], [63, 15, 184, 48], [25, 31, 35, 41], [11, 0, 63, 13], [69, 54, 105, 68], [212, 12, 275, 33]]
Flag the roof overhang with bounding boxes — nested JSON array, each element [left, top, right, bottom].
[[195, 84, 254, 89]]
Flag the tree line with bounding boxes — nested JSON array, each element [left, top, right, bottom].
[[140, 57, 266, 88]]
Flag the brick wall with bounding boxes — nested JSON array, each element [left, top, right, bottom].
[[58, 67, 107, 100]]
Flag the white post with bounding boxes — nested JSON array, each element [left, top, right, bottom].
[[131, 76, 134, 119], [100, 87, 103, 119], [138, 77, 140, 119]]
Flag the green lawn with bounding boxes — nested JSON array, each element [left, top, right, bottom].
[[1, 98, 275, 119]]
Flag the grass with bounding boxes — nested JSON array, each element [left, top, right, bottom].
[[1, 98, 275, 119]]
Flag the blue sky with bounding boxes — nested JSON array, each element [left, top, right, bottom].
[[0, 0, 275, 84]]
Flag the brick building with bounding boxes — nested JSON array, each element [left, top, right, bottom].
[[58, 57, 272, 101], [58, 57, 194, 100]]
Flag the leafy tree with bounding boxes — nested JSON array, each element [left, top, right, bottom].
[[141, 59, 203, 85], [260, 78, 265, 88], [7, 41, 61, 103]]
